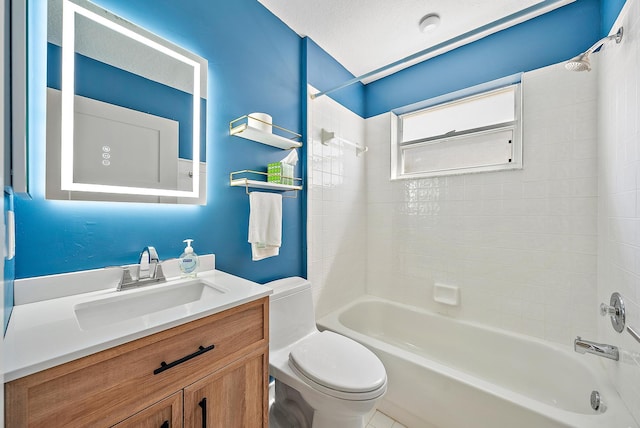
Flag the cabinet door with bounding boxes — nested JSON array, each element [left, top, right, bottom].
[[111, 391, 183, 428], [184, 349, 267, 428]]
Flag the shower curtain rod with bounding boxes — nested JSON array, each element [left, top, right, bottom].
[[310, 0, 573, 100]]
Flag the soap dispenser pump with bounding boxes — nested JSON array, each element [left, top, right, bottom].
[[178, 239, 199, 277]]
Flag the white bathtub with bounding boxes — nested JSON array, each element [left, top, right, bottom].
[[317, 296, 638, 428]]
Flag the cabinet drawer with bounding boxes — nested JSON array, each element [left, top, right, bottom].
[[6, 297, 268, 427]]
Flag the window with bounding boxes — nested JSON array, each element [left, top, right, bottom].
[[391, 84, 522, 179]]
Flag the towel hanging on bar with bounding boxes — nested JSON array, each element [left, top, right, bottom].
[[248, 192, 282, 261]]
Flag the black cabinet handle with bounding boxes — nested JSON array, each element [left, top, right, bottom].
[[198, 397, 207, 428], [153, 344, 215, 375], [160, 421, 169, 428]]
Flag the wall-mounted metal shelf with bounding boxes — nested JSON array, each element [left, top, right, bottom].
[[229, 115, 302, 150], [229, 170, 302, 197]]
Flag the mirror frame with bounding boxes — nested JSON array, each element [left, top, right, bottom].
[[58, 0, 203, 198], [11, 0, 28, 196]]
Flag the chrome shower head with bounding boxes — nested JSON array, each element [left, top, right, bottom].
[[565, 27, 623, 72], [565, 52, 592, 72]]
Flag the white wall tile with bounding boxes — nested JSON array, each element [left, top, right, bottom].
[[308, 88, 367, 317], [363, 62, 598, 345], [598, 0, 640, 421]]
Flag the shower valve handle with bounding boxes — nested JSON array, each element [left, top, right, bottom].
[[600, 292, 626, 333], [599, 303, 618, 316]]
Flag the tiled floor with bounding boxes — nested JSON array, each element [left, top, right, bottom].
[[366, 410, 407, 428]]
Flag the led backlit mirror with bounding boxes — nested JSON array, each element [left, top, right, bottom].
[[46, 0, 207, 203]]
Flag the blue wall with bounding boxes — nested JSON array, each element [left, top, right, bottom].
[[601, 0, 627, 35], [305, 38, 365, 118], [365, 0, 601, 117], [17, 0, 304, 282]]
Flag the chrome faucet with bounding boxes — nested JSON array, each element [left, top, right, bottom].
[[117, 246, 166, 291], [574, 336, 619, 361], [139, 246, 160, 280]]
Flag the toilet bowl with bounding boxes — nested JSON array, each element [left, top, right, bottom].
[[266, 277, 387, 428]]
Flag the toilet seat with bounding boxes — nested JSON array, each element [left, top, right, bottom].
[[288, 331, 387, 401]]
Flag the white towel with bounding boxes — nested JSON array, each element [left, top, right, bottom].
[[248, 192, 282, 261]]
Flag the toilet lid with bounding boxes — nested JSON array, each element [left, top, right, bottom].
[[289, 331, 386, 394]]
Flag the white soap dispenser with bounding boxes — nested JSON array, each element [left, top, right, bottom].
[[178, 239, 200, 277]]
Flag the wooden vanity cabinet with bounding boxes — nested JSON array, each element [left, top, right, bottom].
[[5, 297, 269, 428]]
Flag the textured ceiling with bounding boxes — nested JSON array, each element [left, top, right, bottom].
[[258, 0, 573, 82]]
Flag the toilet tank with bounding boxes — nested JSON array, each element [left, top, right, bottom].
[[265, 277, 318, 351]]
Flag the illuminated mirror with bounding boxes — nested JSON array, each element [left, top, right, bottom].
[[46, 0, 207, 203]]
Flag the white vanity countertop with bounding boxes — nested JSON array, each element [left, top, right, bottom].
[[4, 268, 271, 382]]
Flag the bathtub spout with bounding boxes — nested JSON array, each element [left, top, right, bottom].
[[574, 337, 619, 361]]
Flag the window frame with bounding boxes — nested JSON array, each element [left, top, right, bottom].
[[391, 84, 523, 180]]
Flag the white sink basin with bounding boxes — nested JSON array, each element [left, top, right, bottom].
[[74, 279, 226, 331]]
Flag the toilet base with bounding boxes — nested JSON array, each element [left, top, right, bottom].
[[270, 380, 372, 428], [270, 380, 313, 428]]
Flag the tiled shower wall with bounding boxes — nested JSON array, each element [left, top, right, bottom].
[[598, 0, 640, 420], [307, 11, 640, 422], [308, 89, 367, 318], [365, 63, 599, 345]]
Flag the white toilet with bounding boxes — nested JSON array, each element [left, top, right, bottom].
[[266, 277, 387, 428]]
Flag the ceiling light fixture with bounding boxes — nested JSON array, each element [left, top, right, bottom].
[[419, 13, 441, 33]]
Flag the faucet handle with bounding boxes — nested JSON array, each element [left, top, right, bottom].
[[116, 266, 136, 291], [600, 303, 618, 316], [154, 263, 166, 281]]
